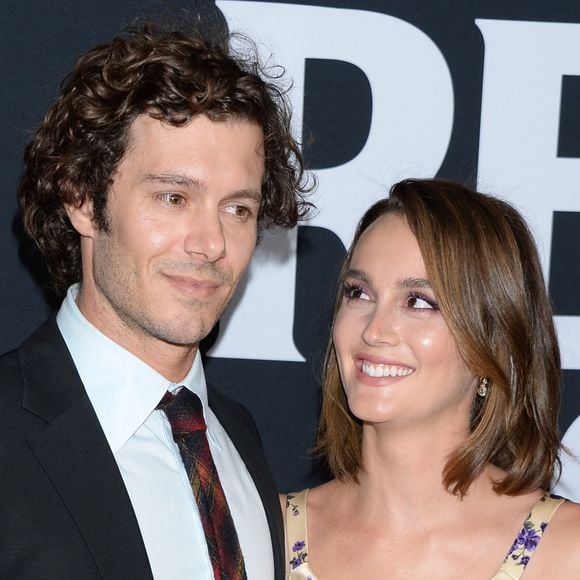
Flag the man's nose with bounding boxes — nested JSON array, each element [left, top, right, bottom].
[[183, 208, 226, 263]]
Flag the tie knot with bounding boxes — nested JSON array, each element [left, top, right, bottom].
[[158, 388, 207, 434]]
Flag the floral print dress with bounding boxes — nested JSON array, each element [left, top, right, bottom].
[[285, 489, 565, 579]]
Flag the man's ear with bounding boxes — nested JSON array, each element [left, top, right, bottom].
[[65, 198, 95, 238]]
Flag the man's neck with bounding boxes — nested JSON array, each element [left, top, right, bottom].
[[75, 286, 198, 383]]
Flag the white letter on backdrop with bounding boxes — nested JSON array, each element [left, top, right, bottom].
[[477, 19, 580, 370], [209, 2, 454, 360]]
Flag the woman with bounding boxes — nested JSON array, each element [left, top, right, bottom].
[[283, 179, 580, 578]]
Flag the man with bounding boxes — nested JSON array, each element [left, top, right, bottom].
[[0, 22, 310, 579]]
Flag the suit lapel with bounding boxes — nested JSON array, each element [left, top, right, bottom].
[[209, 386, 285, 580], [20, 318, 153, 580]]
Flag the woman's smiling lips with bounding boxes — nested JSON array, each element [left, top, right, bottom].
[[355, 355, 415, 384]]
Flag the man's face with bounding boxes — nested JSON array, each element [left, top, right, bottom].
[[72, 114, 265, 356]]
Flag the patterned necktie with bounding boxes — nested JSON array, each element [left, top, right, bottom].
[[158, 388, 247, 580]]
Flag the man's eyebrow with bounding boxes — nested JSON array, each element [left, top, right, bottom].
[[141, 172, 262, 203], [223, 189, 262, 204], [142, 172, 204, 189]]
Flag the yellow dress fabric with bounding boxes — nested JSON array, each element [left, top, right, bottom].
[[285, 489, 564, 579]]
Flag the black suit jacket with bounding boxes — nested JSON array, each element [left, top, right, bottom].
[[0, 317, 284, 579]]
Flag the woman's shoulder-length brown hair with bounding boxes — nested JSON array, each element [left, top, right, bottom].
[[316, 178, 562, 496]]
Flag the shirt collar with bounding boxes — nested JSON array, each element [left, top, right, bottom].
[[56, 284, 216, 453]]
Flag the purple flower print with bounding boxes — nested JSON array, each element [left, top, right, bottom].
[[518, 527, 541, 552], [286, 495, 300, 517], [290, 539, 308, 570], [507, 538, 520, 557], [520, 556, 530, 567], [507, 517, 543, 567], [290, 552, 308, 570], [508, 518, 548, 567], [504, 495, 561, 570]]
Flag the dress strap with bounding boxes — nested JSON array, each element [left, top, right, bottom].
[[285, 489, 312, 577], [493, 494, 565, 579]]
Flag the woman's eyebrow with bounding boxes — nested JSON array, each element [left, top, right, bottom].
[[343, 269, 370, 284], [395, 277, 432, 289]]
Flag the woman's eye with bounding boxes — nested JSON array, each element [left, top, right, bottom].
[[342, 283, 370, 302], [406, 292, 438, 310]]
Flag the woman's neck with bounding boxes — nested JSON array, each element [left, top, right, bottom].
[[347, 422, 485, 527]]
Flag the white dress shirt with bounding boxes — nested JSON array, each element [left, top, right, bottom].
[[56, 284, 274, 579]]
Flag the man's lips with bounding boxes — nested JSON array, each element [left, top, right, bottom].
[[162, 273, 223, 297]]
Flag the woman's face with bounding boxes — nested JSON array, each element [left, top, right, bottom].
[[333, 213, 476, 431]]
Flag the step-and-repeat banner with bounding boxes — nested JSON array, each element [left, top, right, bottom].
[[2, 0, 579, 496]]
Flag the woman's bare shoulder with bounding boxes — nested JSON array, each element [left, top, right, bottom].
[[529, 499, 580, 577], [305, 479, 346, 511], [552, 499, 580, 551]]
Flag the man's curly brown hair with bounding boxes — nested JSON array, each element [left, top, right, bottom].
[[18, 22, 312, 295]]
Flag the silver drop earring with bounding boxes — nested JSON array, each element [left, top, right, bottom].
[[477, 377, 490, 397]]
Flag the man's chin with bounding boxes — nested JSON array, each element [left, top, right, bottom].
[[137, 303, 227, 347], [150, 318, 216, 348]]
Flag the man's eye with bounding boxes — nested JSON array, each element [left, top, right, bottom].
[[224, 204, 251, 218], [159, 193, 185, 206]]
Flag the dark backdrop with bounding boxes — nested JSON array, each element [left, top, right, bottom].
[[2, 0, 580, 494]]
